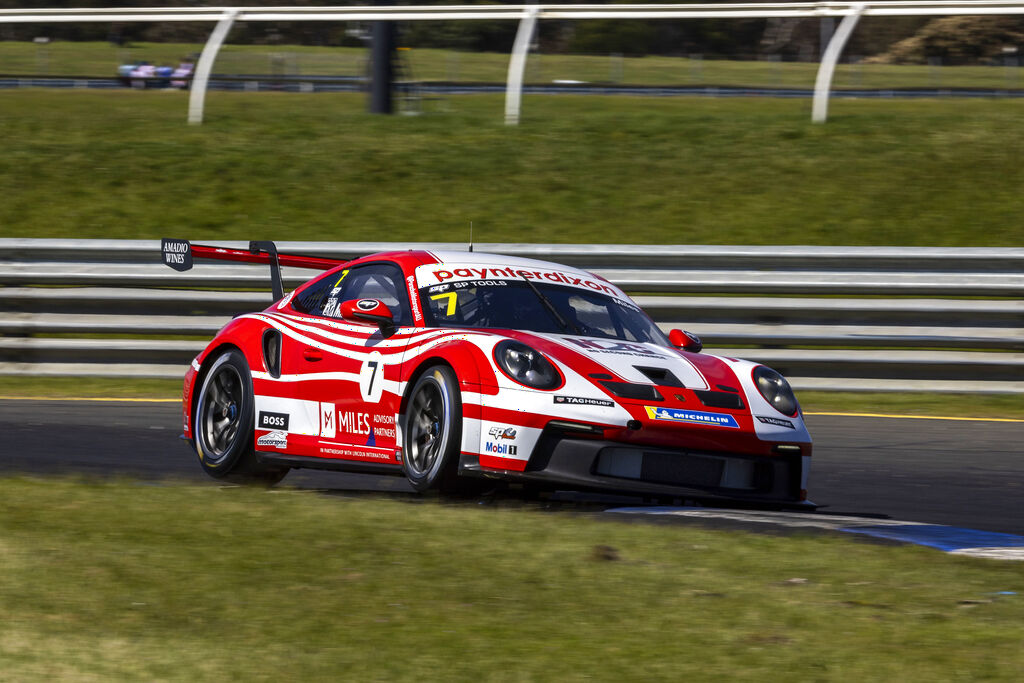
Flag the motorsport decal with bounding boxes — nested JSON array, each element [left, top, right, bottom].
[[417, 264, 624, 299], [554, 395, 615, 408], [756, 415, 795, 429], [644, 406, 740, 429], [258, 411, 290, 431], [487, 426, 517, 440], [257, 430, 288, 449]]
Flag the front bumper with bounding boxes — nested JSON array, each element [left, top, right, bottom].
[[461, 426, 810, 507]]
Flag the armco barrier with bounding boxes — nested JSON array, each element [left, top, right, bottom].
[[0, 239, 1021, 393]]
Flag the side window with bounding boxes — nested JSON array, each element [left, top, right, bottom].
[[322, 263, 412, 326], [291, 269, 348, 315]]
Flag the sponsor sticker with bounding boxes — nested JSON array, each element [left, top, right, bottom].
[[161, 238, 192, 271], [406, 274, 423, 324], [485, 442, 519, 456], [644, 406, 740, 429], [258, 411, 290, 431], [320, 402, 336, 438], [417, 264, 624, 299], [554, 395, 615, 408], [756, 415, 795, 429], [277, 291, 294, 310], [256, 430, 288, 449], [565, 337, 670, 359], [487, 426, 517, 440], [357, 299, 379, 312]]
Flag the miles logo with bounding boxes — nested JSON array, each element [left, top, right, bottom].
[[258, 411, 290, 430]]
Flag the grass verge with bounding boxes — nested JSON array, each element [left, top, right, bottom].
[[0, 91, 1022, 245], [1, 477, 1022, 681], [0, 377, 1020, 420]]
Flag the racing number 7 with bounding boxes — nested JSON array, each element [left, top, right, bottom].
[[367, 360, 379, 396]]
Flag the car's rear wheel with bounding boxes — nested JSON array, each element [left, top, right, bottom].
[[402, 365, 461, 493], [194, 349, 288, 485]]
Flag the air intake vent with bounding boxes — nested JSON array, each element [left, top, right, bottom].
[[694, 390, 744, 410], [599, 381, 664, 402], [634, 366, 685, 388]]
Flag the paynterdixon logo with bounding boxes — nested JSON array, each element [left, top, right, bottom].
[[644, 406, 739, 428]]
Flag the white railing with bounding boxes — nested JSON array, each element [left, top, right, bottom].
[[1, 239, 1021, 393], [4, 3, 1024, 124]]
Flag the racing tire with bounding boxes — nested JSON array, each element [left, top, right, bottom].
[[402, 364, 462, 493], [194, 349, 289, 486]]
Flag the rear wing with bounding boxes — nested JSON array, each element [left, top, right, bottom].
[[161, 238, 346, 301]]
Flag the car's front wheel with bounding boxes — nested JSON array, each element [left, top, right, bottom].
[[194, 349, 288, 485], [402, 364, 462, 493]]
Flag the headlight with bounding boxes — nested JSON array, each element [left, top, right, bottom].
[[752, 366, 799, 416], [493, 340, 561, 390]]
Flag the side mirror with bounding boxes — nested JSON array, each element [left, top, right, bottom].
[[340, 298, 395, 333], [669, 329, 702, 353]]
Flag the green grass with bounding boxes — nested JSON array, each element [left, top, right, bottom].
[[799, 391, 1024, 420], [0, 90, 1022, 245], [3, 40, 1023, 90], [1, 378, 1020, 420], [0, 377, 182, 400], [1, 477, 1022, 681]]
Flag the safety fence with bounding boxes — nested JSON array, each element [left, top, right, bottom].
[[0, 239, 1021, 393], [5, 3, 1024, 124]]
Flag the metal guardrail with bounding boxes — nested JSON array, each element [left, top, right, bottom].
[[0, 239, 1020, 393]]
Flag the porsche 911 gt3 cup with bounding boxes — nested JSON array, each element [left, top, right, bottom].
[[164, 239, 812, 506]]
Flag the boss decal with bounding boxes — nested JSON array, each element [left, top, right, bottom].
[[644, 406, 739, 429], [554, 395, 615, 408], [258, 411, 290, 431], [756, 415, 795, 429]]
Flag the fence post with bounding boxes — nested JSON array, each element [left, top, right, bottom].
[[505, 4, 540, 126], [188, 9, 238, 125], [811, 4, 865, 124]]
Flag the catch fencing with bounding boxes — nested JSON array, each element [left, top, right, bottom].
[[1, 238, 1020, 394]]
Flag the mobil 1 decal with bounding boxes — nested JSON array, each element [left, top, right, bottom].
[[359, 351, 385, 403]]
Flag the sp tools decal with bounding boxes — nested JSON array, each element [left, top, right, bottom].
[[756, 415, 795, 429], [488, 426, 518, 440], [256, 430, 288, 449], [258, 411, 290, 431], [644, 406, 740, 429], [554, 395, 614, 408]]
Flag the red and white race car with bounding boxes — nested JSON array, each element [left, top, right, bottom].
[[164, 239, 812, 506]]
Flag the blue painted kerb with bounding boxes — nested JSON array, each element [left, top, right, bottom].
[[840, 524, 1024, 552]]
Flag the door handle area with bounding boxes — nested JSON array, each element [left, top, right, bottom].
[[302, 348, 323, 362]]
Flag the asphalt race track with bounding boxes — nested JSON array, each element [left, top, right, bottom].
[[1, 399, 1021, 535]]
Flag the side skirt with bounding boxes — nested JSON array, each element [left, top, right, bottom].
[[256, 451, 403, 476]]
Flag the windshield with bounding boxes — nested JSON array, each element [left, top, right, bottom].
[[418, 279, 669, 346]]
